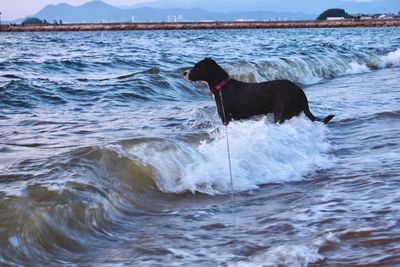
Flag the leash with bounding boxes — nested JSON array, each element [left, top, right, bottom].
[[218, 89, 238, 261]]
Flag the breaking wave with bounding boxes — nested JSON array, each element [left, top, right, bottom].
[[106, 116, 332, 195], [225, 48, 400, 85]]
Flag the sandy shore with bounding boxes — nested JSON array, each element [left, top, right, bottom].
[[1, 19, 399, 32]]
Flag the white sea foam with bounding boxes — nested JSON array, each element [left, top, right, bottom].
[[236, 232, 338, 267], [123, 116, 332, 195], [238, 244, 323, 267], [345, 62, 371, 75], [379, 48, 400, 68]]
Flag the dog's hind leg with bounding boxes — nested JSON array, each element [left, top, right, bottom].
[[273, 106, 285, 124], [274, 113, 283, 124], [274, 101, 299, 123]]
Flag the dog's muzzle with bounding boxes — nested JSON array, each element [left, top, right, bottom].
[[183, 70, 191, 81]]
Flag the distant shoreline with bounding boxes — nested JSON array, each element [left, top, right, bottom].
[[1, 19, 399, 32]]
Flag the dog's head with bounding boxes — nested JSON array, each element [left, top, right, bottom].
[[184, 58, 217, 83]]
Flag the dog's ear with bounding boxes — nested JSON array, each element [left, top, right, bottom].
[[204, 57, 216, 65]]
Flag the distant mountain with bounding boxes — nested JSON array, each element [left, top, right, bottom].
[[12, 0, 399, 24], [15, 0, 315, 24], [35, 1, 122, 23], [134, 0, 400, 14]]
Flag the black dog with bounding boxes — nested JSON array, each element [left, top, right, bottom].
[[184, 58, 334, 125]]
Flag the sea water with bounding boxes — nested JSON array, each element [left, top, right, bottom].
[[1, 28, 400, 266]]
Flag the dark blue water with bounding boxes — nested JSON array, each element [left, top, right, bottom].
[[1, 28, 400, 266]]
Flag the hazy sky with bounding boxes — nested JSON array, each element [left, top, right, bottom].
[[0, 0, 389, 21], [0, 0, 149, 20]]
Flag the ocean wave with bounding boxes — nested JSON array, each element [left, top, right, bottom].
[[76, 67, 161, 82], [0, 80, 67, 109], [116, 67, 161, 80], [1, 74, 22, 79], [224, 48, 400, 85], [0, 116, 332, 198], [109, 116, 332, 195], [376, 48, 400, 68], [0, 182, 118, 265], [2, 48, 398, 109], [0, 142, 164, 263]]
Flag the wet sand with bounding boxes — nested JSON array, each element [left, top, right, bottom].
[[1, 19, 399, 32]]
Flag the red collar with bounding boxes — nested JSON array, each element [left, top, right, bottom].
[[213, 77, 230, 91]]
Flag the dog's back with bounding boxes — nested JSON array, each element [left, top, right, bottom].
[[220, 79, 311, 123]]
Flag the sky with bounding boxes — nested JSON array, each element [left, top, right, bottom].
[[0, 0, 149, 21], [0, 0, 394, 21]]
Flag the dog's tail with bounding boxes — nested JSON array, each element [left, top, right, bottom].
[[303, 102, 334, 124]]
